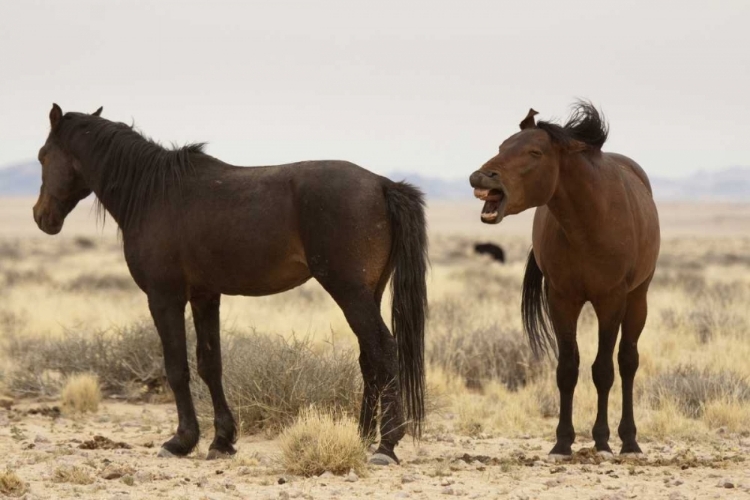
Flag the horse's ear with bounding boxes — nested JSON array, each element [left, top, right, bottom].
[[92, 106, 103, 117], [519, 108, 538, 130], [50, 103, 63, 128]]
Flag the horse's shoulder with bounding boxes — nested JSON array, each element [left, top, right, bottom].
[[604, 153, 652, 195]]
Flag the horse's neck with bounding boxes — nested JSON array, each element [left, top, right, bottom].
[[72, 139, 126, 228], [545, 153, 607, 244]]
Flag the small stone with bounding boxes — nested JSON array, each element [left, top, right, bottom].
[[278, 492, 290, 500], [668, 493, 687, 500], [344, 470, 358, 482], [718, 478, 735, 489], [402, 474, 418, 484], [278, 476, 287, 484], [394, 493, 410, 499], [135, 471, 153, 483], [237, 466, 252, 476], [223, 478, 236, 490], [319, 471, 335, 479], [441, 486, 454, 495], [34, 434, 49, 443]]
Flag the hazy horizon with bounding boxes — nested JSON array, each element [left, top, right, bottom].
[[1, 0, 749, 180]]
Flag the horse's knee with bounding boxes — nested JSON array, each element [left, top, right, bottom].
[[618, 342, 639, 377], [592, 356, 615, 391]]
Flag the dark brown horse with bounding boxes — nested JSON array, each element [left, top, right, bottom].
[[33, 104, 428, 464], [469, 102, 660, 458]]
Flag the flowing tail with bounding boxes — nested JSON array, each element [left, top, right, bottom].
[[384, 181, 428, 438], [521, 249, 557, 358]]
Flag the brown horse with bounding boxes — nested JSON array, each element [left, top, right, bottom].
[[469, 102, 660, 457], [33, 104, 428, 464]]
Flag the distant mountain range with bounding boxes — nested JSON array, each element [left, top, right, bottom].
[[1, 161, 748, 201]]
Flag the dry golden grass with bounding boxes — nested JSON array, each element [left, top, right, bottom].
[[61, 373, 102, 414], [0, 471, 27, 497], [52, 465, 95, 485], [279, 406, 367, 476]]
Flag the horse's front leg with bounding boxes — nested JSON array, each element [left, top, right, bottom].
[[148, 292, 200, 457], [191, 293, 237, 459]]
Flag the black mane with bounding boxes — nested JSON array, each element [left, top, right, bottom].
[[537, 100, 609, 150], [54, 113, 205, 231]]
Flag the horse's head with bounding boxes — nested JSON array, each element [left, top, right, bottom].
[[33, 104, 101, 234], [470, 108, 566, 224]]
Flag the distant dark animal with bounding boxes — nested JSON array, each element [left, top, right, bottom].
[[469, 101, 660, 458], [473, 243, 505, 263], [34, 104, 428, 465]]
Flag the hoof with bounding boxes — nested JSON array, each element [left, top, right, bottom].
[[597, 451, 614, 460], [546, 454, 572, 463], [206, 448, 236, 460], [369, 453, 398, 466], [157, 447, 177, 458]]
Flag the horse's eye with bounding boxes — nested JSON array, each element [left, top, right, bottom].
[[529, 150, 543, 158]]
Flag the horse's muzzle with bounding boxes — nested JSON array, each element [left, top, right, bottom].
[[469, 170, 508, 225]]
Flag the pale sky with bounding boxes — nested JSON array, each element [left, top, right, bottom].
[[1, 0, 748, 179]]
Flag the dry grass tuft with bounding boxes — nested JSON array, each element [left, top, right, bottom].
[[0, 471, 27, 497], [279, 406, 367, 477], [61, 373, 102, 414], [52, 465, 95, 485]]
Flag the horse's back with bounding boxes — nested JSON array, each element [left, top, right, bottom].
[[605, 153, 653, 196]]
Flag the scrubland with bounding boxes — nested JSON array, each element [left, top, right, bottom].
[[1, 199, 749, 499]]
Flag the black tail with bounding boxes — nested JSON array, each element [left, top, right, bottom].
[[384, 181, 428, 438], [521, 249, 557, 358]]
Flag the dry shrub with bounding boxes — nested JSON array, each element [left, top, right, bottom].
[[193, 331, 361, 433], [0, 471, 27, 497], [8, 321, 363, 432], [455, 394, 493, 437], [73, 236, 97, 249], [52, 465, 95, 485], [645, 365, 750, 418], [279, 407, 367, 476], [65, 273, 135, 292], [6, 322, 165, 397], [3, 269, 51, 287], [427, 298, 544, 391], [0, 241, 20, 260], [61, 373, 102, 413], [702, 399, 750, 432]]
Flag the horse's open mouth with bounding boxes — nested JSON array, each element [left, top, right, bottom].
[[474, 188, 505, 224]]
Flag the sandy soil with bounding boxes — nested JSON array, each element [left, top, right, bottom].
[[2, 401, 750, 500]]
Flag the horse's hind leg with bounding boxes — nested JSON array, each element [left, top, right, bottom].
[[148, 293, 200, 457], [322, 284, 405, 463], [547, 290, 584, 457], [590, 293, 627, 456], [618, 276, 652, 455], [191, 293, 237, 459]]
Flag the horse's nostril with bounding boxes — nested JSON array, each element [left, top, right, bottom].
[[485, 171, 498, 178]]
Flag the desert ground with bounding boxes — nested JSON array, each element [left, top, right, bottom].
[[1, 197, 750, 499]]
